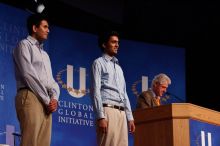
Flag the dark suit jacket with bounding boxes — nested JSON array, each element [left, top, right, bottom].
[[136, 89, 160, 109]]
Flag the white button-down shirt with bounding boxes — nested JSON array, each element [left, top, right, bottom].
[[13, 36, 60, 105]]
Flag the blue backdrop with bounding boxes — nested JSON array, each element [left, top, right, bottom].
[[0, 3, 185, 146]]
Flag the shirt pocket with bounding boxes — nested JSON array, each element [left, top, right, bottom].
[[101, 72, 110, 84], [32, 49, 44, 67]]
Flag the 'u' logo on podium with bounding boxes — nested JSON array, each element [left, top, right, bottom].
[[201, 131, 212, 146]]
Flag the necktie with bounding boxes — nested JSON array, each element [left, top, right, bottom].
[[155, 97, 160, 106]]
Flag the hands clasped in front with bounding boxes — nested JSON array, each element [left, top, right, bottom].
[[47, 98, 58, 114]]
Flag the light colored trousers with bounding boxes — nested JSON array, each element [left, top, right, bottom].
[[15, 89, 52, 146], [97, 107, 128, 146]]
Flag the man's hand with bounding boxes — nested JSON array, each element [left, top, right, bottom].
[[98, 118, 108, 133], [128, 120, 135, 133], [47, 98, 58, 113]]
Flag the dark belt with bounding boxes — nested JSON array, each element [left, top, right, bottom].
[[17, 87, 30, 92], [103, 103, 124, 111]]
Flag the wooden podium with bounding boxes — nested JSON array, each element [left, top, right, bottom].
[[133, 103, 220, 146]]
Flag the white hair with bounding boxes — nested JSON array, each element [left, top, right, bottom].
[[151, 73, 171, 87]]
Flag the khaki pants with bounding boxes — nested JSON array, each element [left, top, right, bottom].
[[97, 107, 128, 146], [15, 89, 52, 146]]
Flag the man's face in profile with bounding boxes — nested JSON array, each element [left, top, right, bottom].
[[103, 36, 119, 57], [154, 82, 168, 97]]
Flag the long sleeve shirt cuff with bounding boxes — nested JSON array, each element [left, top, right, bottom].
[[97, 111, 106, 119], [126, 112, 134, 121]]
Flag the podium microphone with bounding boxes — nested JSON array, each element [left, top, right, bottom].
[[165, 91, 185, 102], [12, 132, 21, 137]]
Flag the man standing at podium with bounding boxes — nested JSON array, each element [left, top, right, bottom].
[[136, 73, 171, 108], [91, 30, 135, 146]]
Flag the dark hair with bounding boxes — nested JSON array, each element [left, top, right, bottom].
[[98, 31, 119, 52], [27, 14, 49, 35]]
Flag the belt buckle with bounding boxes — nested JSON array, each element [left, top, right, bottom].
[[108, 104, 113, 108]]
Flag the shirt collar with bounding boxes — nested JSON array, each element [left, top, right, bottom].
[[149, 88, 161, 99], [102, 53, 119, 64], [27, 35, 44, 50], [149, 88, 156, 97]]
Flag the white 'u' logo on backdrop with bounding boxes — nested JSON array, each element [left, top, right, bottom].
[[66, 65, 86, 98]]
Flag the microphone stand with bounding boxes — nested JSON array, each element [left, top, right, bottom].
[[165, 92, 185, 102], [12, 132, 21, 146]]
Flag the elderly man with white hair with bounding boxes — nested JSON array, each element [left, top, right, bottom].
[[136, 73, 171, 108]]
